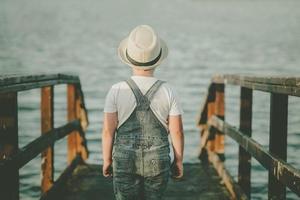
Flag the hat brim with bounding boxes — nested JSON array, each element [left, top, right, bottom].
[[118, 37, 168, 70]]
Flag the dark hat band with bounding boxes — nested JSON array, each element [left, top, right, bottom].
[[126, 48, 162, 67]]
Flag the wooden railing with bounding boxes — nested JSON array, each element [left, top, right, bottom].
[[197, 74, 300, 200], [0, 74, 89, 200]]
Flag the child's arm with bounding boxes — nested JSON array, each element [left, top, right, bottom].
[[102, 112, 118, 177], [168, 115, 184, 178]]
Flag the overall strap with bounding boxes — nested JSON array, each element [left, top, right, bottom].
[[125, 78, 148, 106], [145, 80, 165, 101], [126, 78, 165, 109]]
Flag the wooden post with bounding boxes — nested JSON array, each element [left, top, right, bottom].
[[214, 83, 225, 161], [67, 84, 88, 164], [238, 87, 253, 198], [67, 84, 78, 164], [75, 95, 88, 160], [206, 83, 216, 152], [41, 86, 54, 193], [268, 93, 288, 200], [0, 92, 19, 200]]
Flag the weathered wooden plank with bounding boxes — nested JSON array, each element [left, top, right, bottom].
[[0, 79, 79, 93], [75, 95, 88, 160], [0, 74, 89, 134], [209, 116, 300, 196], [206, 84, 216, 153], [207, 149, 248, 200], [268, 93, 288, 200], [223, 77, 300, 97], [198, 83, 216, 161], [212, 74, 300, 87], [45, 163, 232, 200], [0, 74, 79, 86], [223, 74, 300, 87], [40, 155, 83, 200], [0, 92, 19, 200], [75, 84, 89, 131], [0, 120, 82, 171], [0, 74, 88, 127], [41, 86, 54, 193], [68, 84, 79, 164], [198, 79, 224, 126], [238, 87, 253, 198], [214, 83, 225, 158], [66, 83, 89, 161], [198, 83, 225, 161], [0, 74, 89, 200]]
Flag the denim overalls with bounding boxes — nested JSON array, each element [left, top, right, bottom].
[[112, 78, 171, 200]]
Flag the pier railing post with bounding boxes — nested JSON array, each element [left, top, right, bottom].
[[238, 87, 253, 198], [75, 90, 88, 160], [214, 83, 225, 161], [41, 86, 54, 193], [206, 83, 216, 153], [67, 84, 88, 164], [268, 93, 288, 200], [199, 82, 225, 162], [67, 84, 78, 164], [0, 92, 19, 200]]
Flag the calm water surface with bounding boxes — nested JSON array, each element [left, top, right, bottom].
[[1, 0, 300, 199]]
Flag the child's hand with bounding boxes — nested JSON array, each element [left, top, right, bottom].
[[103, 160, 113, 177], [171, 160, 183, 179]]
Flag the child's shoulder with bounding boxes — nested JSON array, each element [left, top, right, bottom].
[[111, 81, 129, 89], [160, 81, 175, 92]]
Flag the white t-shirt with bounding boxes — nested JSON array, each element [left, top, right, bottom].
[[103, 75, 183, 129]]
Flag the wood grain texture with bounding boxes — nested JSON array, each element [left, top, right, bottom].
[[211, 74, 300, 97], [238, 87, 253, 198], [268, 93, 288, 200], [0, 92, 19, 200], [209, 116, 300, 196], [0, 120, 82, 171], [41, 86, 54, 193]]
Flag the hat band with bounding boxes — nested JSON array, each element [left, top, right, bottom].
[[126, 48, 162, 67]]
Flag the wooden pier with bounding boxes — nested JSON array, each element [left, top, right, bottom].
[[198, 74, 300, 199], [46, 163, 231, 200], [0, 74, 300, 200]]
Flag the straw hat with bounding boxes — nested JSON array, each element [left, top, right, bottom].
[[118, 25, 168, 70]]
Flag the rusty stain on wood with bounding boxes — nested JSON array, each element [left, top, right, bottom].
[[41, 86, 54, 193], [67, 84, 78, 164], [206, 84, 216, 152], [198, 82, 225, 160], [76, 94, 88, 160], [214, 84, 225, 156], [209, 116, 300, 196], [67, 84, 89, 163]]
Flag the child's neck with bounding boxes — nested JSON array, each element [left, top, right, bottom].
[[132, 69, 154, 77]]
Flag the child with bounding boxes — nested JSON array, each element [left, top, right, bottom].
[[102, 25, 184, 200]]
